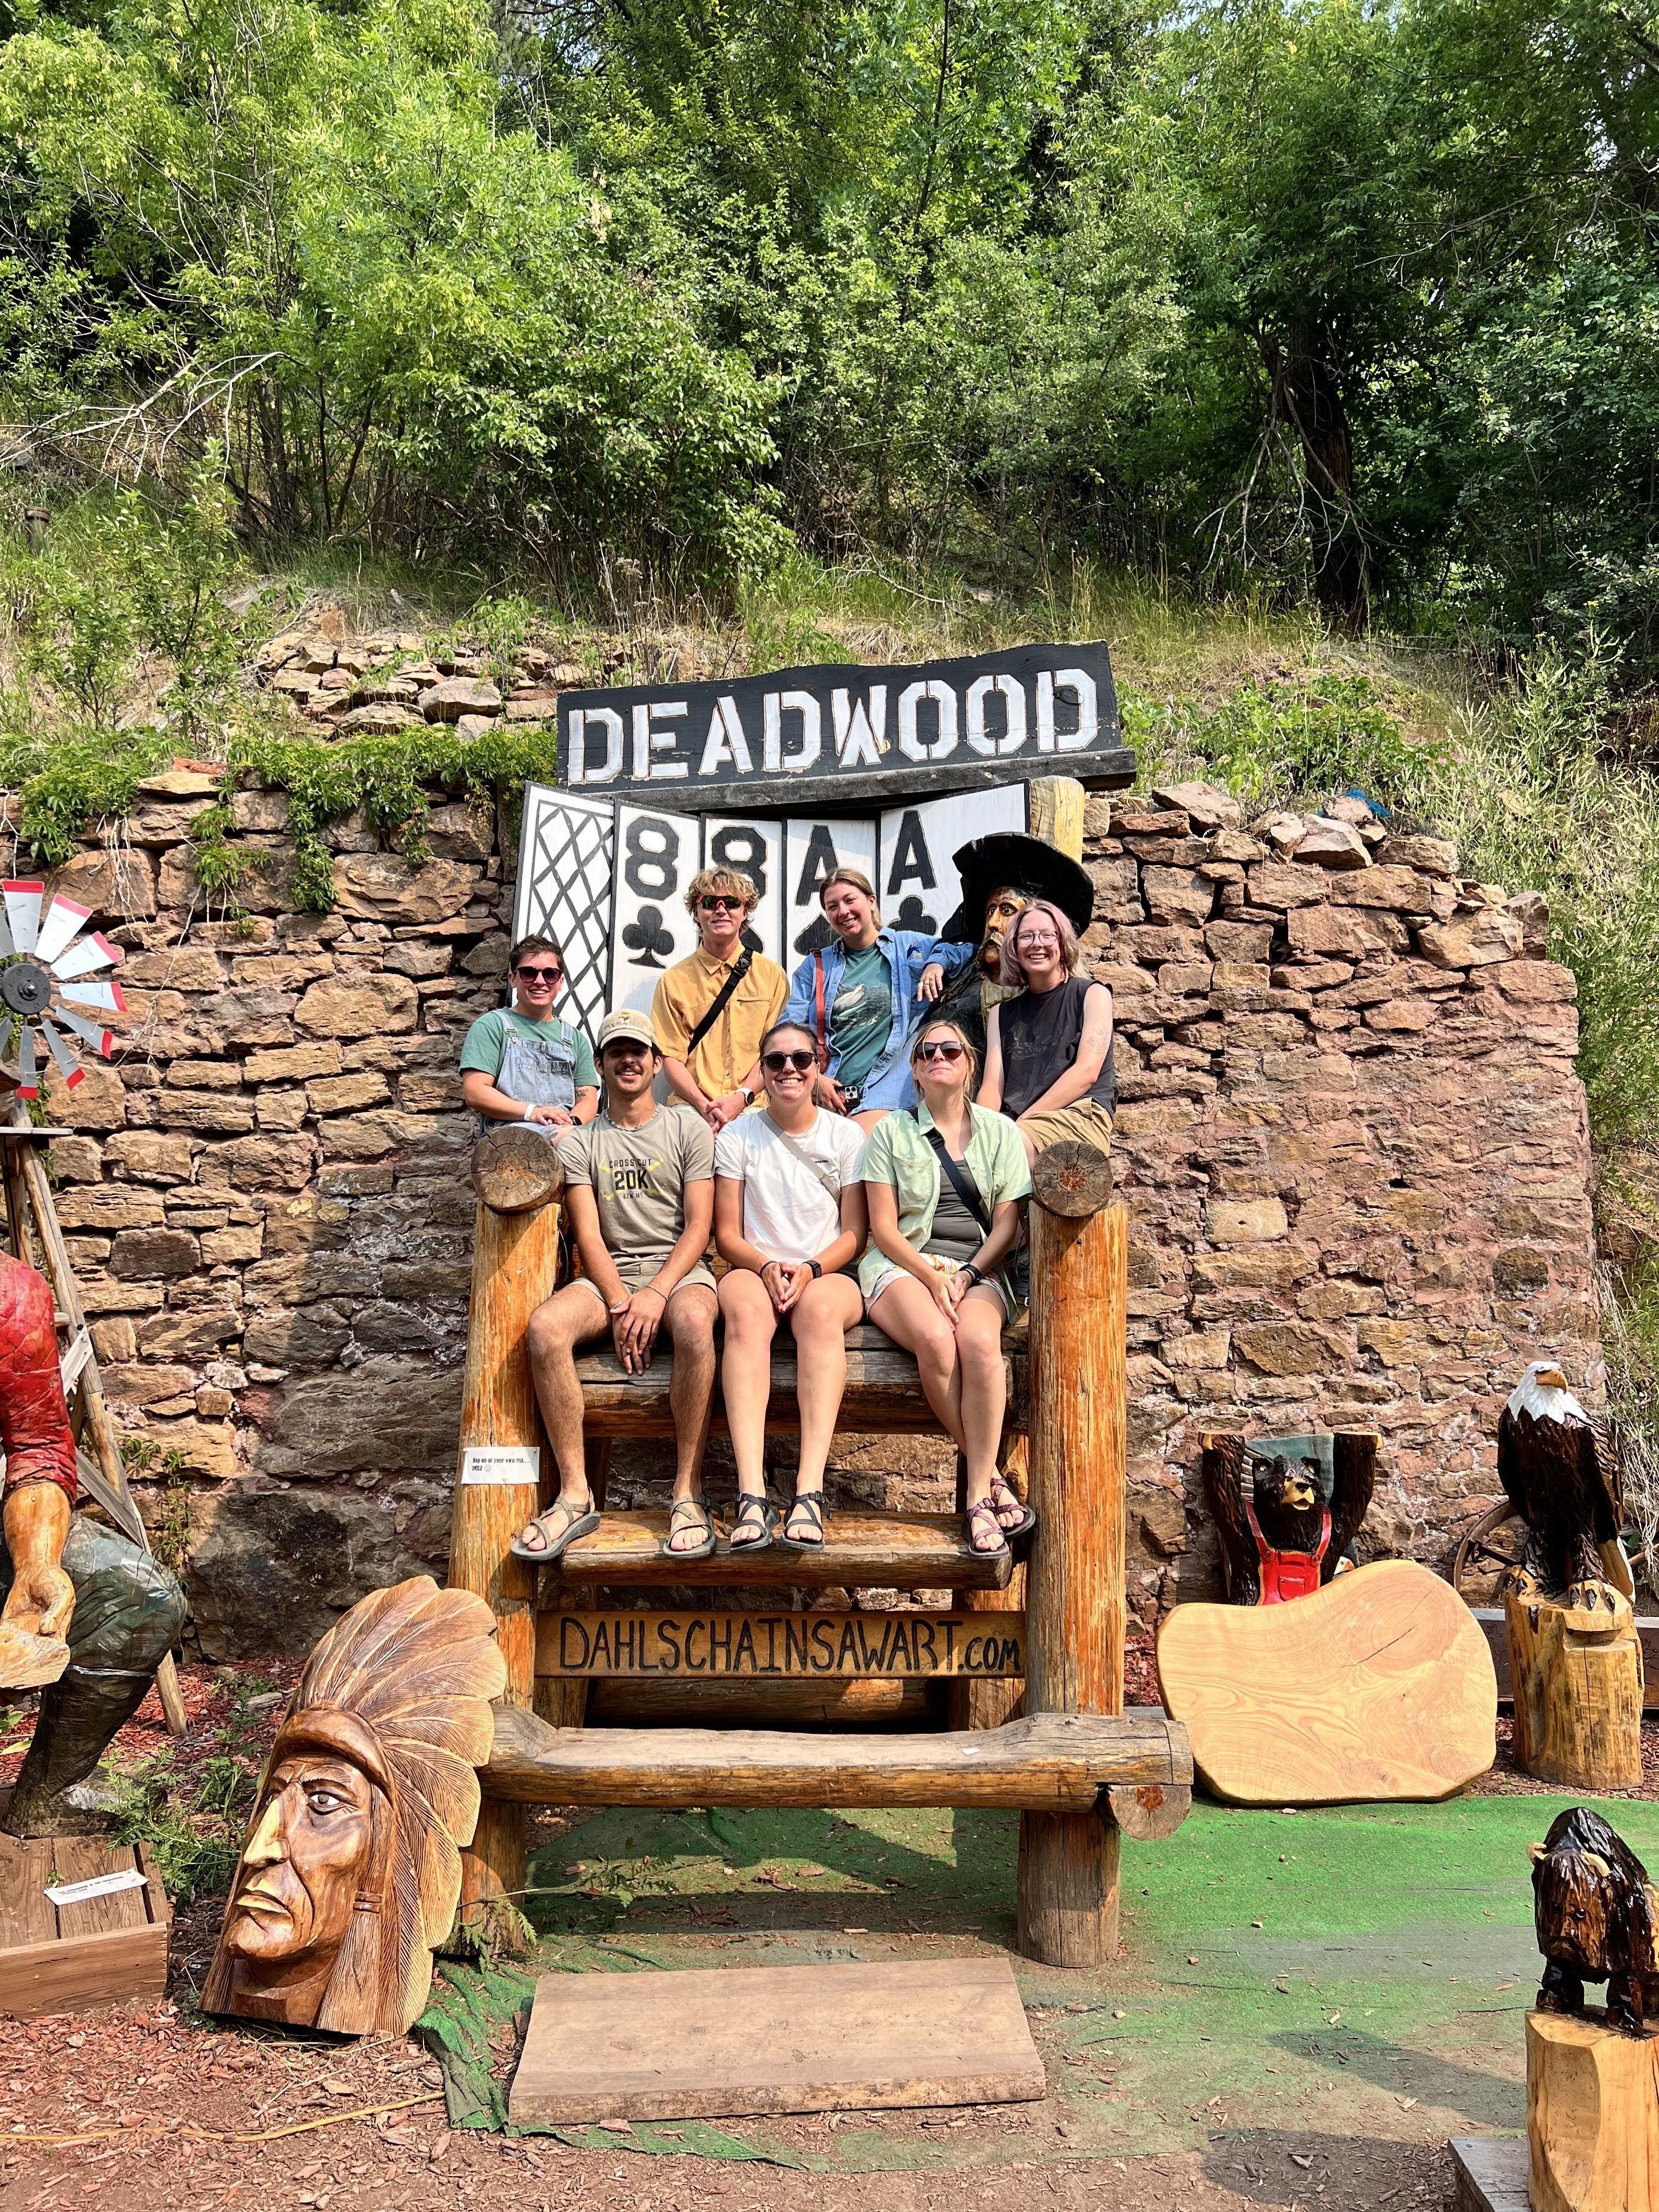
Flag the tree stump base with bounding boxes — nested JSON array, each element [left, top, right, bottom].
[[1505, 1589, 1644, 1792], [1527, 2007, 1659, 2212]]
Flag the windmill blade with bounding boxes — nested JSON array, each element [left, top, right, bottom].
[[54, 1007, 115, 1060], [36, 1015, 83, 1090], [2, 881, 44, 956], [51, 928, 123, 984], [16, 1021, 37, 1099], [57, 976, 127, 1018], [33, 895, 89, 970]]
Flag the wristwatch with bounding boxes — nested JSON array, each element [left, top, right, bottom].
[[806, 1259, 823, 1279], [740, 1086, 755, 1107]]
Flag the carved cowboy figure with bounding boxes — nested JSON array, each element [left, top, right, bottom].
[[934, 832, 1097, 1067], [206, 1577, 504, 2035], [0, 1250, 186, 1837]]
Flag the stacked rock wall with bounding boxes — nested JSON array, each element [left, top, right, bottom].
[[3, 759, 1596, 1652]]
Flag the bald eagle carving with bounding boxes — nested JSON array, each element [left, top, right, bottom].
[[1497, 1362, 1633, 1615]]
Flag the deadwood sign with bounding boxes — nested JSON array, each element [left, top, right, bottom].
[[514, 641, 1128, 1040]]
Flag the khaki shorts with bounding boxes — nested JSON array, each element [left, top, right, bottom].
[[570, 1261, 719, 1308], [1017, 1099, 1115, 1157]]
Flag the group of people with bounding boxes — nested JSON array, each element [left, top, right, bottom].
[[456, 835, 1114, 1566]]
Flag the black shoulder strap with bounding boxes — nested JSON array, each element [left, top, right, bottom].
[[919, 1118, 994, 1236], [685, 946, 754, 1057]]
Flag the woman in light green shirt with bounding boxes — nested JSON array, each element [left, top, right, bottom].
[[860, 1018, 1035, 1558]]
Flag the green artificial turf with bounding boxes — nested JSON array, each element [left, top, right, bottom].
[[433, 1792, 1659, 2171]]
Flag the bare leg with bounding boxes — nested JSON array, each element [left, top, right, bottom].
[[719, 1269, 779, 1542], [866, 1273, 967, 1454], [852, 1108, 888, 1137], [952, 1288, 1009, 1500], [662, 1285, 719, 1550], [524, 1284, 610, 1499], [786, 1272, 865, 1536]]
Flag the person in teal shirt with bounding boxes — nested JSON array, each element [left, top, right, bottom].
[[859, 1014, 1036, 1560], [459, 934, 599, 1135]]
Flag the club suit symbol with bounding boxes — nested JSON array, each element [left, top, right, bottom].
[[893, 895, 938, 934], [622, 905, 674, 967]]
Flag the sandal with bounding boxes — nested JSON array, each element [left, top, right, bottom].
[[781, 1491, 831, 1550], [661, 1495, 718, 1560], [726, 1492, 778, 1553], [988, 1472, 1038, 1539], [966, 1498, 1011, 1558], [510, 1493, 600, 1565]]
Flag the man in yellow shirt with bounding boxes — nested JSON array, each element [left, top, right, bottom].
[[651, 867, 787, 1130]]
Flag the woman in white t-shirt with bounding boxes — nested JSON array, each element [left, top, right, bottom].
[[714, 1022, 868, 1553]]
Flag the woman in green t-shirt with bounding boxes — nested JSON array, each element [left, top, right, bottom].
[[860, 1017, 1036, 1559]]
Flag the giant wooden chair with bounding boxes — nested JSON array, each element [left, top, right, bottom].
[[448, 1125, 1190, 1968]]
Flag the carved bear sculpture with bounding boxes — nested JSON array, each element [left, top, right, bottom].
[[1531, 1804, 1659, 2035]]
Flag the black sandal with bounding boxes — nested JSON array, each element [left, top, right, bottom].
[[510, 1493, 600, 1565], [781, 1491, 831, 1550], [988, 1473, 1038, 1539], [966, 1498, 1011, 1558], [726, 1492, 778, 1553], [660, 1495, 717, 1560]]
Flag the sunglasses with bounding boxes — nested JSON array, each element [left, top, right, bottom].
[[916, 1041, 966, 1062], [762, 1049, 816, 1074], [699, 895, 744, 912], [516, 964, 564, 983]]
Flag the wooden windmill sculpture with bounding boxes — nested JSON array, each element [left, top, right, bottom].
[[0, 879, 126, 1097]]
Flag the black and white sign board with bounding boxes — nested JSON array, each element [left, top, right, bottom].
[[516, 785, 1037, 1045], [878, 786, 1027, 939], [556, 642, 1128, 808], [783, 817, 879, 961], [609, 803, 703, 1015], [702, 816, 785, 968]]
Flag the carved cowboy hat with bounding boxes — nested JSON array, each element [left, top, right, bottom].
[[941, 832, 1096, 945]]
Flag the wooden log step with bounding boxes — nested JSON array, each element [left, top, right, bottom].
[[482, 1706, 1193, 1811], [575, 1323, 1028, 1442], [588, 1677, 932, 1730], [546, 1509, 1018, 1591]]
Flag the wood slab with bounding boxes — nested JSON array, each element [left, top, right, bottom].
[[507, 1957, 1045, 2124], [1155, 1560, 1496, 1804], [575, 1323, 1028, 1442], [483, 1705, 1193, 1809], [1527, 2008, 1659, 2212], [549, 1508, 1017, 1591], [1450, 2137, 1528, 2212], [0, 1831, 170, 2021]]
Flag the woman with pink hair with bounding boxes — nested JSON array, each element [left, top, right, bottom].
[[979, 899, 1115, 1167]]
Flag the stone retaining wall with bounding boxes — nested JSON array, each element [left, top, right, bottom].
[[4, 760, 1595, 1652]]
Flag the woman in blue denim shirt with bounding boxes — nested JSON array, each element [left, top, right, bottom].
[[781, 870, 977, 1131]]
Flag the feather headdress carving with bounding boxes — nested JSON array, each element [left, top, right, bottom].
[[206, 1578, 505, 2035]]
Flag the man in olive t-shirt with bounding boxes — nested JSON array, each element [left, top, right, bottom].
[[510, 1011, 721, 1565]]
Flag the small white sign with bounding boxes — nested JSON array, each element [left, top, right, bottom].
[[461, 1446, 542, 1487], [46, 1867, 148, 1908]]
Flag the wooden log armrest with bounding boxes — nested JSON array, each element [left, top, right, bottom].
[[481, 1705, 1193, 1815]]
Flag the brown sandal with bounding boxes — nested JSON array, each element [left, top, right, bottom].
[[965, 1498, 1011, 1558], [988, 1473, 1037, 1538], [510, 1493, 599, 1564]]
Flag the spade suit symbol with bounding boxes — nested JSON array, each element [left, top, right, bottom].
[[623, 905, 674, 968]]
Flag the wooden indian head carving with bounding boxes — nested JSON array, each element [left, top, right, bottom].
[[204, 1577, 506, 2035]]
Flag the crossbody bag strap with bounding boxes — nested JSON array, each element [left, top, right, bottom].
[[685, 945, 754, 1058], [813, 950, 828, 1070], [919, 1118, 994, 1236], [763, 1114, 842, 1205]]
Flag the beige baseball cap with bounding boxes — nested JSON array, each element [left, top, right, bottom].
[[596, 1009, 659, 1053]]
